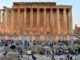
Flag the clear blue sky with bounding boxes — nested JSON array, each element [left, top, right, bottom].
[[0, 0, 80, 29]]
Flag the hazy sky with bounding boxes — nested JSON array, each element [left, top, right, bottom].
[[0, 0, 80, 29]]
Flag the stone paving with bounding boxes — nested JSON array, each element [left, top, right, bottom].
[[0, 51, 80, 60], [0, 52, 80, 60]]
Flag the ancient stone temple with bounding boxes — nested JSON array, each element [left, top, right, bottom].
[[0, 2, 72, 41]]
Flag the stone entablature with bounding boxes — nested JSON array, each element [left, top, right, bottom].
[[13, 2, 56, 7], [12, 2, 72, 9]]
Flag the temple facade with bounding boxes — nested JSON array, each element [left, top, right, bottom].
[[0, 2, 72, 41]]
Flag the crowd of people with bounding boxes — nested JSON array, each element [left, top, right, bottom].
[[0, 39, 79, 60]]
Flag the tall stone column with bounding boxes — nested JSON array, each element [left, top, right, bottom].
[[50, 8, 53, 40], [11, 9, 14, 33], [50, 8, 53, 33], [63, 8, 67, 34], [37, 8, 40, 34], [5, 9, 8, 33], [7, 9, 10, 33], [1, 10, 5, 33], [57, 8, 60, 34], [0, 10, 1, 32], [44, 8, 46, 34], [30, 8, 33, 33], [0, 10, 1, 22], [18, 8, 20, 34], [69, 9, 72, 34], [24, 8, 27, 34]]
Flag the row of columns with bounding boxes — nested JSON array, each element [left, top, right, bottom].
[[0, 8, 72, 36]]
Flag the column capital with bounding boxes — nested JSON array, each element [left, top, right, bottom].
[[44, 8, 46, 9], [37, 8, 40, 10], [57, 8, 59, 10], [64, 8, 67, 9], [31, 8, 33, 10], [57, 8, 59, 11]]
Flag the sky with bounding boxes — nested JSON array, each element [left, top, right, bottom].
[[0, 0, 80, 29]]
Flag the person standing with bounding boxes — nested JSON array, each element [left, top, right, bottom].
[[67, 54, 70, 60], [70, 56, 73, 60], [65, 55, 67, 60], [17, 45, 23, 58], [31, 53, 36, 60], [51, 53, 55, 60]]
